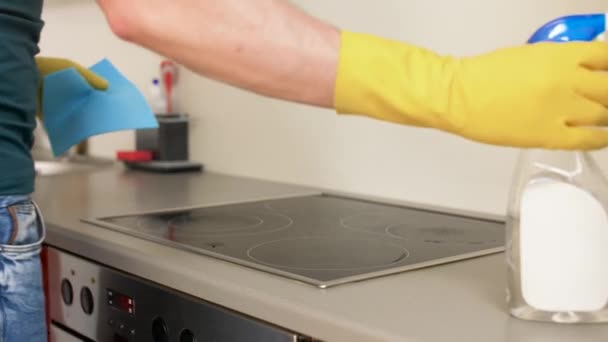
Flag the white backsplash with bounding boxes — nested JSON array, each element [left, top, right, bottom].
[[39, 0, 608, 216]]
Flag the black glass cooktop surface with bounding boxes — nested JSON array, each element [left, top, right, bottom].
[[85, 194, 505, 288]]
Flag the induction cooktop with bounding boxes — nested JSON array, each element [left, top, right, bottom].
[[84, 194, 505, 288]]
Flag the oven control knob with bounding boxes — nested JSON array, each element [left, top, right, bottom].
[[180, 329, 196, 342], [80, 287, 94, 315], [152, 317, 169, 342], [60, 279, 73, 305]]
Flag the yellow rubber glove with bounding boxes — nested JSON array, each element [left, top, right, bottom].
[[334, 31, 608, 150], [36, 57, 109, 119]]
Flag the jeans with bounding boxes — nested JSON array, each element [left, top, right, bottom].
[[0, 195, 46, 342]]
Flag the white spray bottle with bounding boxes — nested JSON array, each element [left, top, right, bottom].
[[507, 13, 608, 323]]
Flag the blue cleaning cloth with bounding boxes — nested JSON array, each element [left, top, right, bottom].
[[42, 58, 159, 156]]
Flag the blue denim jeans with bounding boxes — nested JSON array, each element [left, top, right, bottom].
[[0, 195, 46, 342]]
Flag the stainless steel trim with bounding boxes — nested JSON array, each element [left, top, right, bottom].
[[48, 247, 102, 340], [81, 192, 505, 289]]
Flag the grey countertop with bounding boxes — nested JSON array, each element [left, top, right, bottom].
[[34, 164, 608, 342]]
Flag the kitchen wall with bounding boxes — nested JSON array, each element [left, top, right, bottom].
[[40, 0, 608, 216]]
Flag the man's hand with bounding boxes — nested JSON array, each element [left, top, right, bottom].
[[335, 32, 608, 150], [36, 57, 109, 119]]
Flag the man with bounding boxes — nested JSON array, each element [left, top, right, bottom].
[[0, 2, 106, 341], [95, 0, 608, 149], [3, 1, 608, 341]]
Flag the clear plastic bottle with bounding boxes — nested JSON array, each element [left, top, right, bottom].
[[506, 150, 608, 323], [147, 78, 166, 114]]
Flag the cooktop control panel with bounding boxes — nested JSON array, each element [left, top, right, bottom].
[[46, 246, 309, 342]]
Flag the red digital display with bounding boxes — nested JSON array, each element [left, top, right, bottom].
[[107, 289, 135, 315]]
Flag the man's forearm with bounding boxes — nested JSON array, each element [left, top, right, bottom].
[[96, 0, 340, 107]]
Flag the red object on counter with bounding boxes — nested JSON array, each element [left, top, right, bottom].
[[116, 150, 153, 162]]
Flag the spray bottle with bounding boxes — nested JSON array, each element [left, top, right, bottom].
[[507, 14, 608, 323]]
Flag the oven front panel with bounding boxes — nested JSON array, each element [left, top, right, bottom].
[[46, 246, 304, 342]]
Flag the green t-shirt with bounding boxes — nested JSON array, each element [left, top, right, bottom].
[[0, 1, 43, 195]]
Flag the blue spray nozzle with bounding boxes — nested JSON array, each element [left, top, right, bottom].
[[528, 13, 606, 43]]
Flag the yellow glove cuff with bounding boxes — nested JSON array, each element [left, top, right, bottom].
[[333, 31, 460, 130]]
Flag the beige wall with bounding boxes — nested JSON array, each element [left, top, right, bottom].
[[40, 0, 608, 215]]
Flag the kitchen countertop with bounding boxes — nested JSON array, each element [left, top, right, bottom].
[[34, 164, 608, 342]]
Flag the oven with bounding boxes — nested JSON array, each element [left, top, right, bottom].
[[44, 246, 310, 342]]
